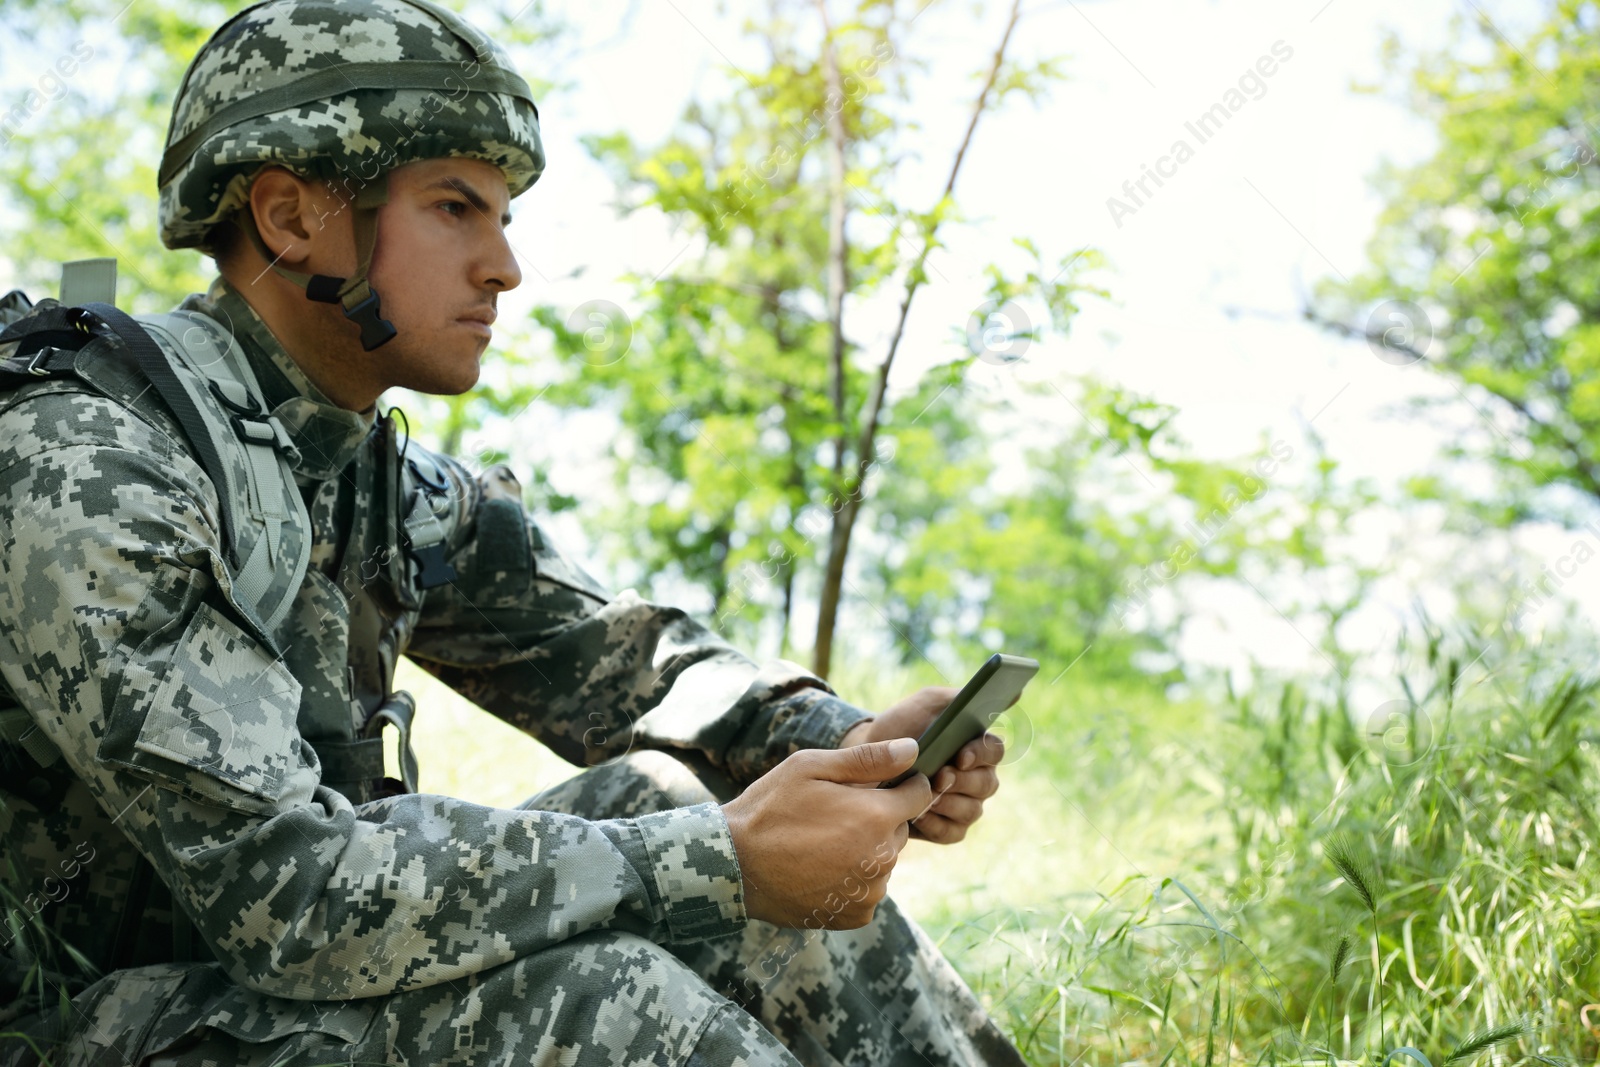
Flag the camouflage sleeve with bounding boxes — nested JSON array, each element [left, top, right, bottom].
[[406, 456, 875, 785], [0, 391, 744, 1000]]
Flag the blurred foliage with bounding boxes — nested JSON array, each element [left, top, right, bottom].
[[531, 0, 1106, 670], [0, 0, 221, 307], [864, 377, 1294, 681], [1316, 0, 1600, 529]]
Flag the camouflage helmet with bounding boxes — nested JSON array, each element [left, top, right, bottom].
[[158, 0, 543, 348]]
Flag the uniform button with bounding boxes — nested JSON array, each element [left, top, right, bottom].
[[430, 495, 448, 515]]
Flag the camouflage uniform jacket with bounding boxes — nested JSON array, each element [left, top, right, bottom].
[[0, 276, 872, 1003]]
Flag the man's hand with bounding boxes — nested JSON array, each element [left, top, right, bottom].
[[722, 738, 931, 930], [837, 685, 1005, 845]]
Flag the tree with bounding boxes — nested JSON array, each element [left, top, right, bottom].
[[0, 0, 560, 451], [0, 1, 221, 308], [1313, 0, 1600, 528], [536, 0, 1093, 676], [858, 371, 1289, 679]]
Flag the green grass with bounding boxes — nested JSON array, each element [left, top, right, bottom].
[[905, 651, 1600, 1067]]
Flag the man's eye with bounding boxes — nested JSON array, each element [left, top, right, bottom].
[[440, 201, 466, 217]]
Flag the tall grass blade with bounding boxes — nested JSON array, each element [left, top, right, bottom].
[[1540, 674, 1592, 739], [1205, 982, 1221, 1067]]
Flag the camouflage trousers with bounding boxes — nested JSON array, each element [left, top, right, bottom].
[[7, 751, 1025, 1067]]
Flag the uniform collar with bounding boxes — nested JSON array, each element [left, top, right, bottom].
[[186, 277, 376, 482]]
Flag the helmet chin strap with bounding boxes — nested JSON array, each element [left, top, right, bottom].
[[240, 175, 398, 351]]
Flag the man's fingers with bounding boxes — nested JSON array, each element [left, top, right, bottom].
[[910, 812, 966, 845], [811, 737, 919, 785], [935, 766, 999, 800], [926, 792, 984, 826], [878, 769, 933, 823], [956, 732, 1005, 770]]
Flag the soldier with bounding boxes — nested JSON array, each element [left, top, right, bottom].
[[0, 1, 1025, 1064]]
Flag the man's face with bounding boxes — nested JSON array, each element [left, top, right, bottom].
[[359, 156, 522, 396]]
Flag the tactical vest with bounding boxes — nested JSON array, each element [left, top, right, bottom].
[[0, 260, 457, 974]]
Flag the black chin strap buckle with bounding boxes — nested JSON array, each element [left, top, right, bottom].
[[344, 291, 398, 351], [304, 274, 397, 351]]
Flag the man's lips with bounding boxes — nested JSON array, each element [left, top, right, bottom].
[[457, 307, 496, 338]]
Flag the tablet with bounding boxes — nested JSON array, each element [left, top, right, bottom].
[[877, 653, 1040, 788]]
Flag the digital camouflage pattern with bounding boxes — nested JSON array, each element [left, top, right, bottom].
[[159, 0, 544, 250], [12, 753, 1023, 1066], [0, 279, 1026, 1064]]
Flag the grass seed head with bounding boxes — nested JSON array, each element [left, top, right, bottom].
[[1325, 833, 1379, 914], [1330, 934, 1353, 984], [1444, 1022, 1528, 1064]]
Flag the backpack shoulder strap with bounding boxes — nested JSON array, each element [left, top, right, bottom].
[[0, 298, 310, 644], [0, 299, 255, 568], [133, 309, 312, 638]]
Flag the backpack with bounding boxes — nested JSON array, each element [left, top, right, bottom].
[[0, 260, 459, 973], [0, 258, 449, 782]]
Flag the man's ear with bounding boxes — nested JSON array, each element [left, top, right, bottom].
[[248, 167, 350, 273]]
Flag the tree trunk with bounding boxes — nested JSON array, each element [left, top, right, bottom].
[[811, 0, 1022, 679], [708, 522, 733, 618], [816, 0, 851, 502], [781, 563, 795, 657], [812, 0, 852, 677], [439, 394, 471, 457]]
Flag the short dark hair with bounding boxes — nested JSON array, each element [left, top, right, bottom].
[[206, 215, 244, 267]]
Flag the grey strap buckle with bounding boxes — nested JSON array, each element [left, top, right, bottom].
[[362, 691, 419, 794], [231, 413, 302, 466], [23, 347, 53, 376]]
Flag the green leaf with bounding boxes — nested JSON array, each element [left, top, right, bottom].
[[1383, 1047, 1435, 1067]]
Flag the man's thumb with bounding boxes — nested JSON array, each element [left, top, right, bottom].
[[820, 737, 920, 783]]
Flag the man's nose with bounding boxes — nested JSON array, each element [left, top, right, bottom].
[[480, 226, 522, 293]]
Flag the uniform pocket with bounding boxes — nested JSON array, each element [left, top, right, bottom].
[[134, 601, 303, 801], [120, 963, 374, 1062], [99, 599, 308, 814], [65, 964, 191, 1067]]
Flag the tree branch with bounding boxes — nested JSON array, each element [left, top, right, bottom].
[[849, 0, 1020, 490], [817, 0, 850, 489], [812, 0, 1024, 677], [1305, 306, 1600, 501]]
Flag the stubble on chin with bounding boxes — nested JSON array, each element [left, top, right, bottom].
[[384, 334, 487, 397]]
